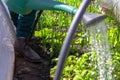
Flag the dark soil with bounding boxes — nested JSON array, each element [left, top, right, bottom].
[[13, 53, 51, 80], [13, 37, 52, 80]]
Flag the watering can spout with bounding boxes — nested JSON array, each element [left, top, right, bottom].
[[27, 0, 77, 15], [4, 0, 77, 15]]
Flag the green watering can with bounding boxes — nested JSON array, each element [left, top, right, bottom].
[[4, 0, 77, 15]]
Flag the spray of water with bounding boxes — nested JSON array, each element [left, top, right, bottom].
[[87, 20, 113, 80]]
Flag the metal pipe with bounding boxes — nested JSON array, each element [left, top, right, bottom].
[[53, 0, 92, 80], [0, 1, 16, 80]]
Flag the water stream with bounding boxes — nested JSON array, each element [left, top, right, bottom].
[[87, 20, 113, 80]]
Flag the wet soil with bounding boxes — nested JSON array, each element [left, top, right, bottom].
[[13, 53, 51, 80], [13, 37, 52, 80]]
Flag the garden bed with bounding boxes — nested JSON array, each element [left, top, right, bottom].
[[13, 50, 51, 80], [13, 40, 52, 80]]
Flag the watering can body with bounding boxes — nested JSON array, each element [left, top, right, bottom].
[[4, 0, 77, 15], [4, 0, 32, 14]]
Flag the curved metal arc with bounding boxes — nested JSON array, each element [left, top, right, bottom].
[[53, 0, 92, 80]]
